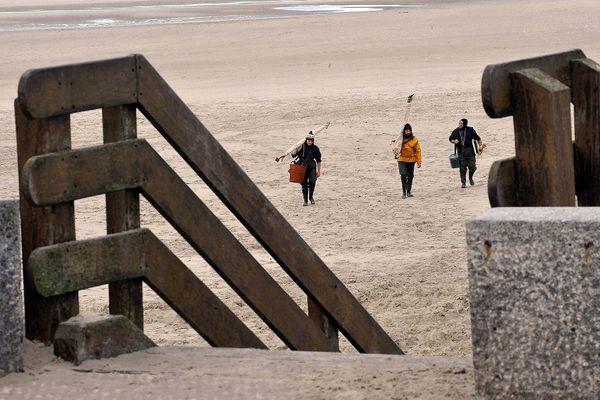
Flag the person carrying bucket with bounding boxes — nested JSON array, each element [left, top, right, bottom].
[[449, 118, 484, 188], [291, 132, 322, 206], [394, 123, 422, 199]]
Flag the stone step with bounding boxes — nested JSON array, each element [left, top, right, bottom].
[[3, 342, 474, 399]]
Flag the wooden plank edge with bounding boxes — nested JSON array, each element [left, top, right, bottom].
[[17, 55, 139, 119], [21, 139, 146, 206], [488, 157, 517, 207], [481, 49, 585, 118], [29, 229, 147, 297]]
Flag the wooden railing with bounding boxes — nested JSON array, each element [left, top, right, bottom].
[[483, 49, 600, 207], [16, 55, 403, 354]]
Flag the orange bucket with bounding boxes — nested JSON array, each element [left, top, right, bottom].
[[288, 163, 307, 183]]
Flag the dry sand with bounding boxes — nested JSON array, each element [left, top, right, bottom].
[[1, 0, 599, 398]]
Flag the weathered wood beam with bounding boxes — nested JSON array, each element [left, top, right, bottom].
[[308, 297, 339, 351], [572, 58, 600, 206], [17, 56, 137, 119], [22, 140, 336, 352], [142, 231, 267, 349], [487, 157, 518, 207], [15, 101, 78, 343], [510, 68, 575, 206], [140, 148, 336, 351], [135, 54, 401, 355], [29, 229, 266, 349], [482, 49, 585, 118], [21, 140, 142, 206], [103, 105, 143, 329], [29, 230, 146, 297]]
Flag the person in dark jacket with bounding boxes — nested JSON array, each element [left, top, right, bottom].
[[449, 118, 483, 188], [292, 131, 322, 205]]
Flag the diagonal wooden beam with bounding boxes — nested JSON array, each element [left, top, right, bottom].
[[22, 140, 336, 352], [29, 229, 266, 349], [142, 230, 267, 349], [135, 55, 402, 354]]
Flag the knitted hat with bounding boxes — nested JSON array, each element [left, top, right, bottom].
[[403, 123, 412, 131], [306, 131, 315, 140]]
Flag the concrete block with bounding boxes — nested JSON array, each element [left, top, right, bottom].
[[0, 199, 23, 376], [54, 314, 155, 365], [467, 208, 599, 399]]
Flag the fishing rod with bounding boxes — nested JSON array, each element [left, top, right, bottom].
[[275, 122, 330, 163], [391, 93, 415, 155]]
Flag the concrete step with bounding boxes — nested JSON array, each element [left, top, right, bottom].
[[1, 341, 474, 399]]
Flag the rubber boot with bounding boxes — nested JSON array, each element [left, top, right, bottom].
[[460, 171, 467, 188]]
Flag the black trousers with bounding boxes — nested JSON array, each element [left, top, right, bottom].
[[302, 167, 318, 202], [397, 162, 415, 194], [459, 153, 477, 184]]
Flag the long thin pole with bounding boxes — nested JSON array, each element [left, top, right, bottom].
[[275, 122, 330, 162], [391, 93, 415, 154]]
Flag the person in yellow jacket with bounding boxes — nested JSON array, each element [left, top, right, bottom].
[[394, 123, 422, 199]]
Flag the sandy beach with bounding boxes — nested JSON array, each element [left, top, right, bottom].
[[1, 0, 599, 397]]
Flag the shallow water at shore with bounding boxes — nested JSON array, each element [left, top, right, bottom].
[[0, 1, 426, 31]]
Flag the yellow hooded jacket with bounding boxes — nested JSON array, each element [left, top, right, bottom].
[[396, 136, 422, 163]]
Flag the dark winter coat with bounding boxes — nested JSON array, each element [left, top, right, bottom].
[[293, 142, 322, 169], [449, 126, 481, 156]]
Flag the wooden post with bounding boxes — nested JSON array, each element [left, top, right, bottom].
[[510, 68, 576, 206], [308, 296, 339, 351], [15, 100, 78, 343], [103, 105, 143, 329], [572, 59, 600, 206]]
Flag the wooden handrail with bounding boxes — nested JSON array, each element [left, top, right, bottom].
[[29, 229, 146, 296], [17, 55, 402, 354], [30, 229, 267, 349], [18, 56, 137, 119], [22, 139, 337, 352]]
